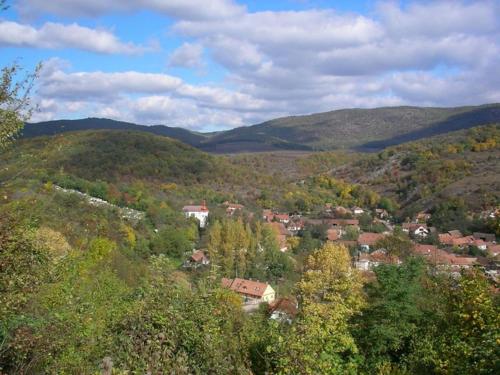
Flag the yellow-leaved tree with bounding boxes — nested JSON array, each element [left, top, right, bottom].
[[276, 242, 365, 374]]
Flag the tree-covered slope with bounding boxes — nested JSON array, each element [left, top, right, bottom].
[[331, 124, 500, 214], [23, 104, 500, 153], [202, 103, 500, 151], [22, 118, 207, 147]]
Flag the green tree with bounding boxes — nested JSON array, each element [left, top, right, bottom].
[[375, 233, 414, 259], [354, 257, 427, 372], [0, 61, 40, 149]]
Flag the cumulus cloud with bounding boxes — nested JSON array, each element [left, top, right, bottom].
[[26, 1, 500, 130], [18, 0, 245, 20], [0, 21, 151, 54], [168, 43, 205, 68]]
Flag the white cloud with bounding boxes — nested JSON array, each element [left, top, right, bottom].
[[25, 1, 500, 130], [18, 0, 245, 20], [168, 43, 204, 68], [0, 21, 150, 54]]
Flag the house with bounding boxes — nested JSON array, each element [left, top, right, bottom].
[[402, 223, 429, 238], [352, 206, 365, 215], [452, 236, 475, 248], [269, 298, 298, 323], [354, 249, 399, 271], [287, 219, 305, 234], [329, 219, 360, 229], [327, 228, 341, 241], [487, 243, 500, 257], [223, 201, 244, 216], [472, 239, 488, 251], [263, 210, 290, 224], [413, 244, 477, 270], [473, 232, 496, 243], [263, 209, 273, 222], [438, 230, 464, 246], [182, 201, 209, 228], [358, 232, 385, 251], [274, 213, 290, 224], [183, 249, 210, 269], [221, 278, 275, 304], [375, 208, 389, 219]]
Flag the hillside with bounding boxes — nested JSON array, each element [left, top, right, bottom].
[[202, 104, 500, 151], [22, 104, 500, 153], [330, 124, 500, 215], [22, 118, 207, 147]]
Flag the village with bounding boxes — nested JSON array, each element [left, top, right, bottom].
[[181, 200, 499, 322]]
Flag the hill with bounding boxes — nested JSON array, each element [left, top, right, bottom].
[[22, 104, 500, 153], [201, 104, 500, 152], [22, 118, 207, 147], [330, 124, 500, 215]]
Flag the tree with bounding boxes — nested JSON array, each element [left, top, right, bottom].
[[275, 243, 365, 373], [409, 269, 500, 374], [375, 233, 414, 259], [0, 61, 40, 149], [354, 258, 427, 372]]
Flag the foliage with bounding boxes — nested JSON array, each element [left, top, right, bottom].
[[0, 61, 40, 149], [354, 258, 428, 372], [207, 218, 293, 281], [274, 243, 365, 374]]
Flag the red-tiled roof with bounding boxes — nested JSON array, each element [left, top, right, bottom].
[[358, 232, 384, 246], [223, 201, 244, 209], [183, 204, 209, 212], [413, 244, 477, 266], [487, 244, 500, 257], [269, 298, 298, 317], [448, 230, 463, 238], [190, 250, 207, 262], [439, 233, 454, 245], [221, 277, 271, 298], [451, 236, 474, 246], [329, 219, 359, 226]]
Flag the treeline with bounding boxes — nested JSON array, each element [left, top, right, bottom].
[[206, 218, 293, 282]]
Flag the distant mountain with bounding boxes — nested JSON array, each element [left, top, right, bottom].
[[200, 103, 500, 152], [22, 118, 207, 147], [23, 104, 500, 152]]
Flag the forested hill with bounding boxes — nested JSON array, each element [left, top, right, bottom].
[[202, 103, 500, 152], [22, 118, 207, 148], [23, 103, 500, 153]]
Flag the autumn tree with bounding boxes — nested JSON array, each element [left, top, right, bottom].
[[0, 60, 40, 149], [275, 243, 365, 373]]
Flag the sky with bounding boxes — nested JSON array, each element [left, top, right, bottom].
[[1, 0, 499, 131]]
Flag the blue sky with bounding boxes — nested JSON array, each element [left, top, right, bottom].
[[1, 0, 499, 131]]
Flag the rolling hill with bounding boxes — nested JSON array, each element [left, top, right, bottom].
[[22, 118, 207, 147], [201, 104, 500, 151], [22, 104, 500, 152]]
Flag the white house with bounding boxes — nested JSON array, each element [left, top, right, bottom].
[[352, 206, 365, 215], [182, 201, 209, 228], [402, 223, 429, 238]]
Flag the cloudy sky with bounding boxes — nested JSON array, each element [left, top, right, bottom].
[[1, 0, 499, 131]]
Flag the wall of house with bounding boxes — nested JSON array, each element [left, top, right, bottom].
[[185, 211, 209, 228]]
